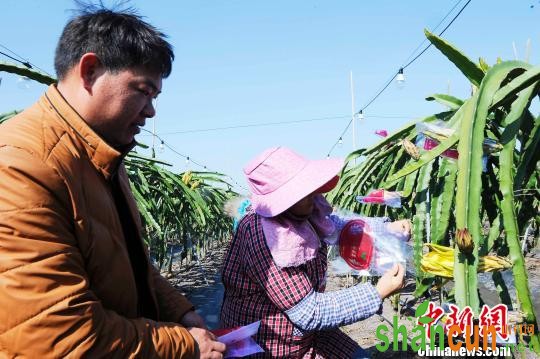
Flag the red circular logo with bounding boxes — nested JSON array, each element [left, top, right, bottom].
[[339, 219, 373, 270]]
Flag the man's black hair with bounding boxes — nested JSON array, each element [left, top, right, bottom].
[[54, 4, 174, 80]]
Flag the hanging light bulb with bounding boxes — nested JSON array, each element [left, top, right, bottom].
[[338, 137, 343, 146], [159, 140, 165, 153], [395, 68, 405, 88], [185, 156, 190, 168], [356, 110, 364, 121]]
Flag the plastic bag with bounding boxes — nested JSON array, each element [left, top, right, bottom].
[[370, 228, 413, 276], [356, 189, 402, 208], [415, 121, 499, 171], [375, 129, 388, 137], [415, 120, 455, 138], [328, 218, 413, 276], [416, 133, 459, 160]]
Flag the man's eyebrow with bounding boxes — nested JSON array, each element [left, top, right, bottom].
[[144, 80, 161, 95]]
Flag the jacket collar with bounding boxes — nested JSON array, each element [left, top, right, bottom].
[[41, 85, 135, 180]]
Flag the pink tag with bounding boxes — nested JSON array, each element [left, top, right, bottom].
[[212, 321, 264, 358]]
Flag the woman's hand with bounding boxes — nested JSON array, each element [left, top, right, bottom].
[[375, 263, 405, 299], [386, 219, 411, 238]]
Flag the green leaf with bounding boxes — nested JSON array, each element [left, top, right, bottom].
[[126, 152, 172, 166], [0, 61, 56, 85], [0, 110, 20, 124], [386, 101, 471, 182], [133, 141, 150, 149], [499, 131, 540, 353], [430, 158, 457, 245], [478, 57, 490, 72], [362, 111, 453, 157], [426, 94, 464, 110], [388, 133, 458, 182], [424, 29, 485, 87], [515, 115, 540, 190], [412, 160, 434, 291], [491, 64, 540, 109], [500, 77, 537, 145], [413, 277, 435, 298], [454, 61, 528, 314]]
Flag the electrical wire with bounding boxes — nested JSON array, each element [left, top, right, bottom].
[[0, 50, 32, 68], [140, 128, 248, 191], [138, 114, 413, 136], [159, 115, 349, 135], [326, 0, 473, 157], [402, 0, 472, 70], [0, 43, 52, 76], [401, 0, 465, 66]]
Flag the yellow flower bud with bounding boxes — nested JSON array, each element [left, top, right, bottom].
[[455, 228, 474, 254]]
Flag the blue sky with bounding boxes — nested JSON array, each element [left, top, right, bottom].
[[1, 1, 538, 192]]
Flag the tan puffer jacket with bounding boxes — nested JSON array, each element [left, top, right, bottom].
[[0, 86, 197, 358]]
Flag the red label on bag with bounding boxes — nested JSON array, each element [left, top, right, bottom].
[[423, 137, 459, 159], [339, 219, 373, 270]]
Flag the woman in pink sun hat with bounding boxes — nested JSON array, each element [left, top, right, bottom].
[[220, 147, 410, 358]]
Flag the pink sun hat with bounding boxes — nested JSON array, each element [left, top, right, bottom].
[[243, 147, 344, 217]]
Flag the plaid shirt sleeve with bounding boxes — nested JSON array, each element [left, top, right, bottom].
[[284, 283, 382, 331]]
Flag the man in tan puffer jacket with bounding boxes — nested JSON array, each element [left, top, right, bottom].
[[0, 5, 225, 359]]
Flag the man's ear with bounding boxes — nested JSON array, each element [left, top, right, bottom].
[[78, 53, 102, 93]]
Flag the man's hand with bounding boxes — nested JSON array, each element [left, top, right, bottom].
[[375, 263, 405, 299], [180, 310, 207, 329], [188, 327, 227, 359]]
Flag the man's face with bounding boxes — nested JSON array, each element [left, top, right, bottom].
[[90, 67, 162, 147]]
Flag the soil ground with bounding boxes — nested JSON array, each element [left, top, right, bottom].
[[166, 244, 540, 358]]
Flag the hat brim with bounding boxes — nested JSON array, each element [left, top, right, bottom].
[[250, 157, 343, 217], [315, 175, 340, 193]]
